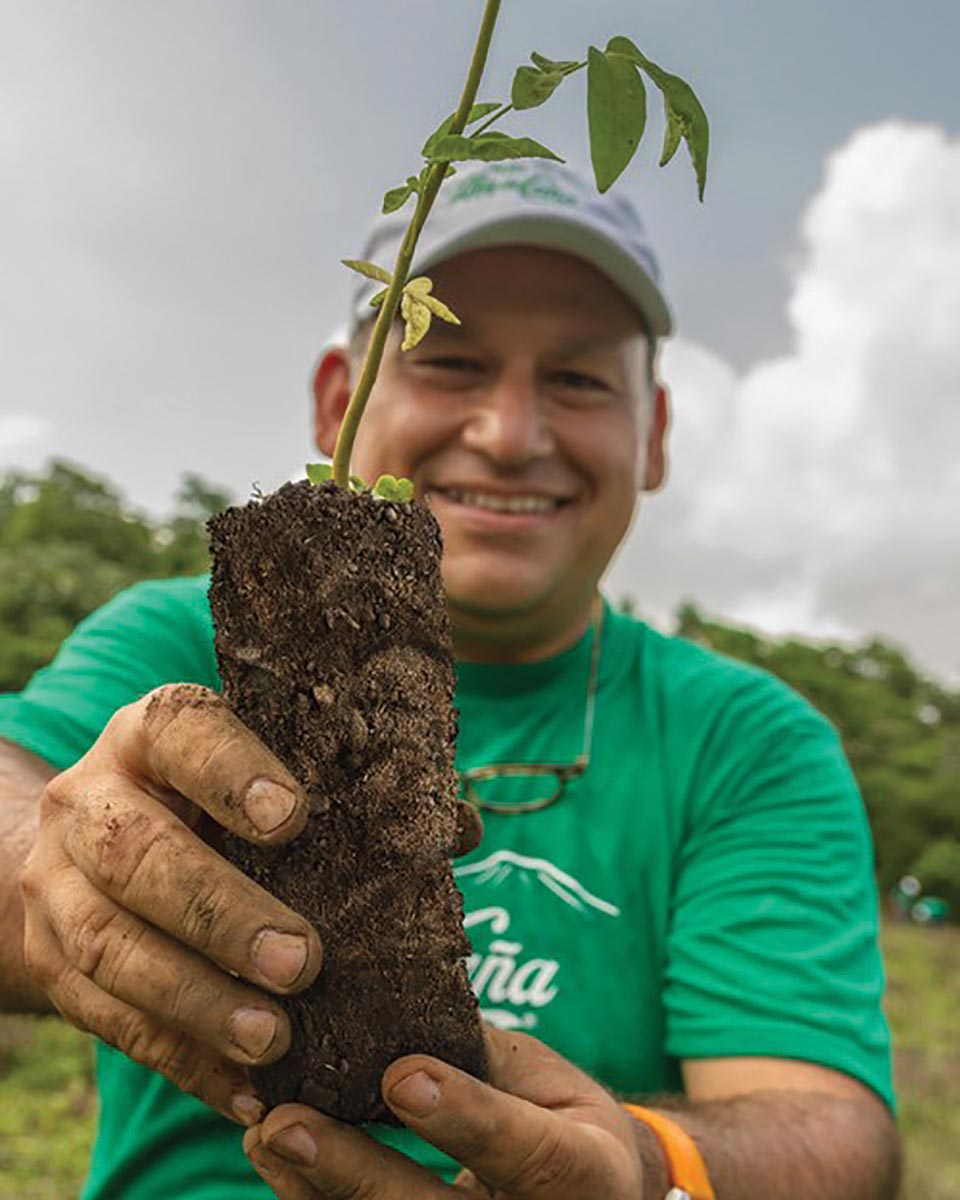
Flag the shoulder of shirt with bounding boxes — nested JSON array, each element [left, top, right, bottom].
[[607, 607, 833, 737], [80, 573, 215, 644], [102, 572, 211, 612]]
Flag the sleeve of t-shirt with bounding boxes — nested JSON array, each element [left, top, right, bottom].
[[662, 668, 894, 1108], [0, 576, 219, 771]]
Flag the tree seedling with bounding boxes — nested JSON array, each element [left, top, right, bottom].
[[308, 0, 709, 498], [210, 1, 710, 1123]]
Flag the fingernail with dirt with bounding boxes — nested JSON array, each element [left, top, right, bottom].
[[268, 1123, 318, 1168], [245, 780, 298, 834], [232, 1093, 265, 1126], [254, 930, 309, 988], [389, 1069, 441, 1117], [230, 1007, 279, 1060]]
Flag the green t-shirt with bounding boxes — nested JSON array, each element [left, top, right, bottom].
[[0, 576, 893, 1199]]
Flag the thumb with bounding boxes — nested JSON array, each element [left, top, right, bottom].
[[381, 1053, 628, 1199]]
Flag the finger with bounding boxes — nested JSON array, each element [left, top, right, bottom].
[[62, 778, 321, 993], [46, 863, 291, 1067], [244, 1126, 317, 1200], [480, 1025, 611, 1110], [119, 683, 309, 844], [255, 1103, 452, 1198], [452, 800, 484, 858], [452, 1167, 495, 1197], [26, 908, 262, 1127], [382, 1054, 632, 1199]]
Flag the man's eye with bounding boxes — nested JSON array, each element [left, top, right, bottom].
[[420, 357, 483, 373], [552, 370, 608, 391]]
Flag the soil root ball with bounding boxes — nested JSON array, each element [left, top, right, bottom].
[[208, 480, 486, 1123]]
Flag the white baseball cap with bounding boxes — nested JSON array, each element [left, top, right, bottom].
[[346, 159, 674, 339]]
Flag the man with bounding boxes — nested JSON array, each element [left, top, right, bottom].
[[0, 160, 900, 1199]]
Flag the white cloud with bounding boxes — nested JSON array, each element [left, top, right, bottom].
[[610, 121, 960, 681]]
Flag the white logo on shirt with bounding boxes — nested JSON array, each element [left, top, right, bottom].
[[456, 850, 621, 1030]]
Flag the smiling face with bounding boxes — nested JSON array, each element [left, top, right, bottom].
[[314, 246, 668, 660]]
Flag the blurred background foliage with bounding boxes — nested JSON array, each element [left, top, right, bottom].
[[2, 459, 958, 918], [0, 460, 229, 695]]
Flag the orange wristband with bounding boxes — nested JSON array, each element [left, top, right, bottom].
[[622, 1103, 716, 1200]]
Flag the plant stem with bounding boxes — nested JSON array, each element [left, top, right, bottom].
[[331, 0, 504, 489], [472, 102, 513, 137]]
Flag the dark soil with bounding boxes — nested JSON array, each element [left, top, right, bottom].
[[208, 480, 486, 1124]]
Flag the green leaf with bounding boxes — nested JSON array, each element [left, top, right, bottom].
[[372, 475, 415, 503], [531, 51, 581, 74], [341, 259, 393, 285], [306, 463, 334, 485], [428, 132, 563, 164], [512, 65, 564, 110], [587, 45, 647, 193], [307, 464, 370, 491], [369, 288, 389, 309], [382, 182, 414, 214], [605, 36, 710, 200], [421, 102, 503, 157]]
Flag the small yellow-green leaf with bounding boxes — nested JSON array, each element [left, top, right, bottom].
[[350, 474, 370, 492], [400, 292, 432, 351], [422, 293, 461, 325], [369, 288, 389, 309], [342, 259, 393, 285], [306, 463, 334, 485], [394, 478, 415, 503], [512, 65, 564, 111], [405, 276, 434, 300], [587, 45, 647, 193], [405, 276, 459, 324]]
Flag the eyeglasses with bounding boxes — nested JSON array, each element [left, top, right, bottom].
[[458, 595, 604, 815]]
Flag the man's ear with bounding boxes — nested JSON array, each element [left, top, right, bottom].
[[642, 384, 670, 493], [311, 347, 353, 457]]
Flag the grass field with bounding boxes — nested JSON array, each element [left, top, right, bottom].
[[0, 924, 957, 1199]]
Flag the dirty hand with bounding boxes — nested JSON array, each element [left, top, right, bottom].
[[244, 1024, 646, 1198], [17, 683, 324, 1125]]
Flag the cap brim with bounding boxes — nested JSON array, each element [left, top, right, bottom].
[[409, 213, 673, 338]]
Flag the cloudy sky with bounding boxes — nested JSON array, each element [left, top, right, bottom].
[[2, 1, 958, 678]]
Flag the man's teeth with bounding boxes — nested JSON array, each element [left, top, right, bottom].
[[444, 490, 560, 514]]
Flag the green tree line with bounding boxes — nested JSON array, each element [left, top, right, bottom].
[[3, 461, 958, 916], [0, 460, 229, 693]]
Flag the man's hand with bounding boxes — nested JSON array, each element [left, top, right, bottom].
[[16, 683, 324, 1125], [243, 1024, 648, 1199]]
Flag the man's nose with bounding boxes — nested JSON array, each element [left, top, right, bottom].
[[459, 372, 555, 466]]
